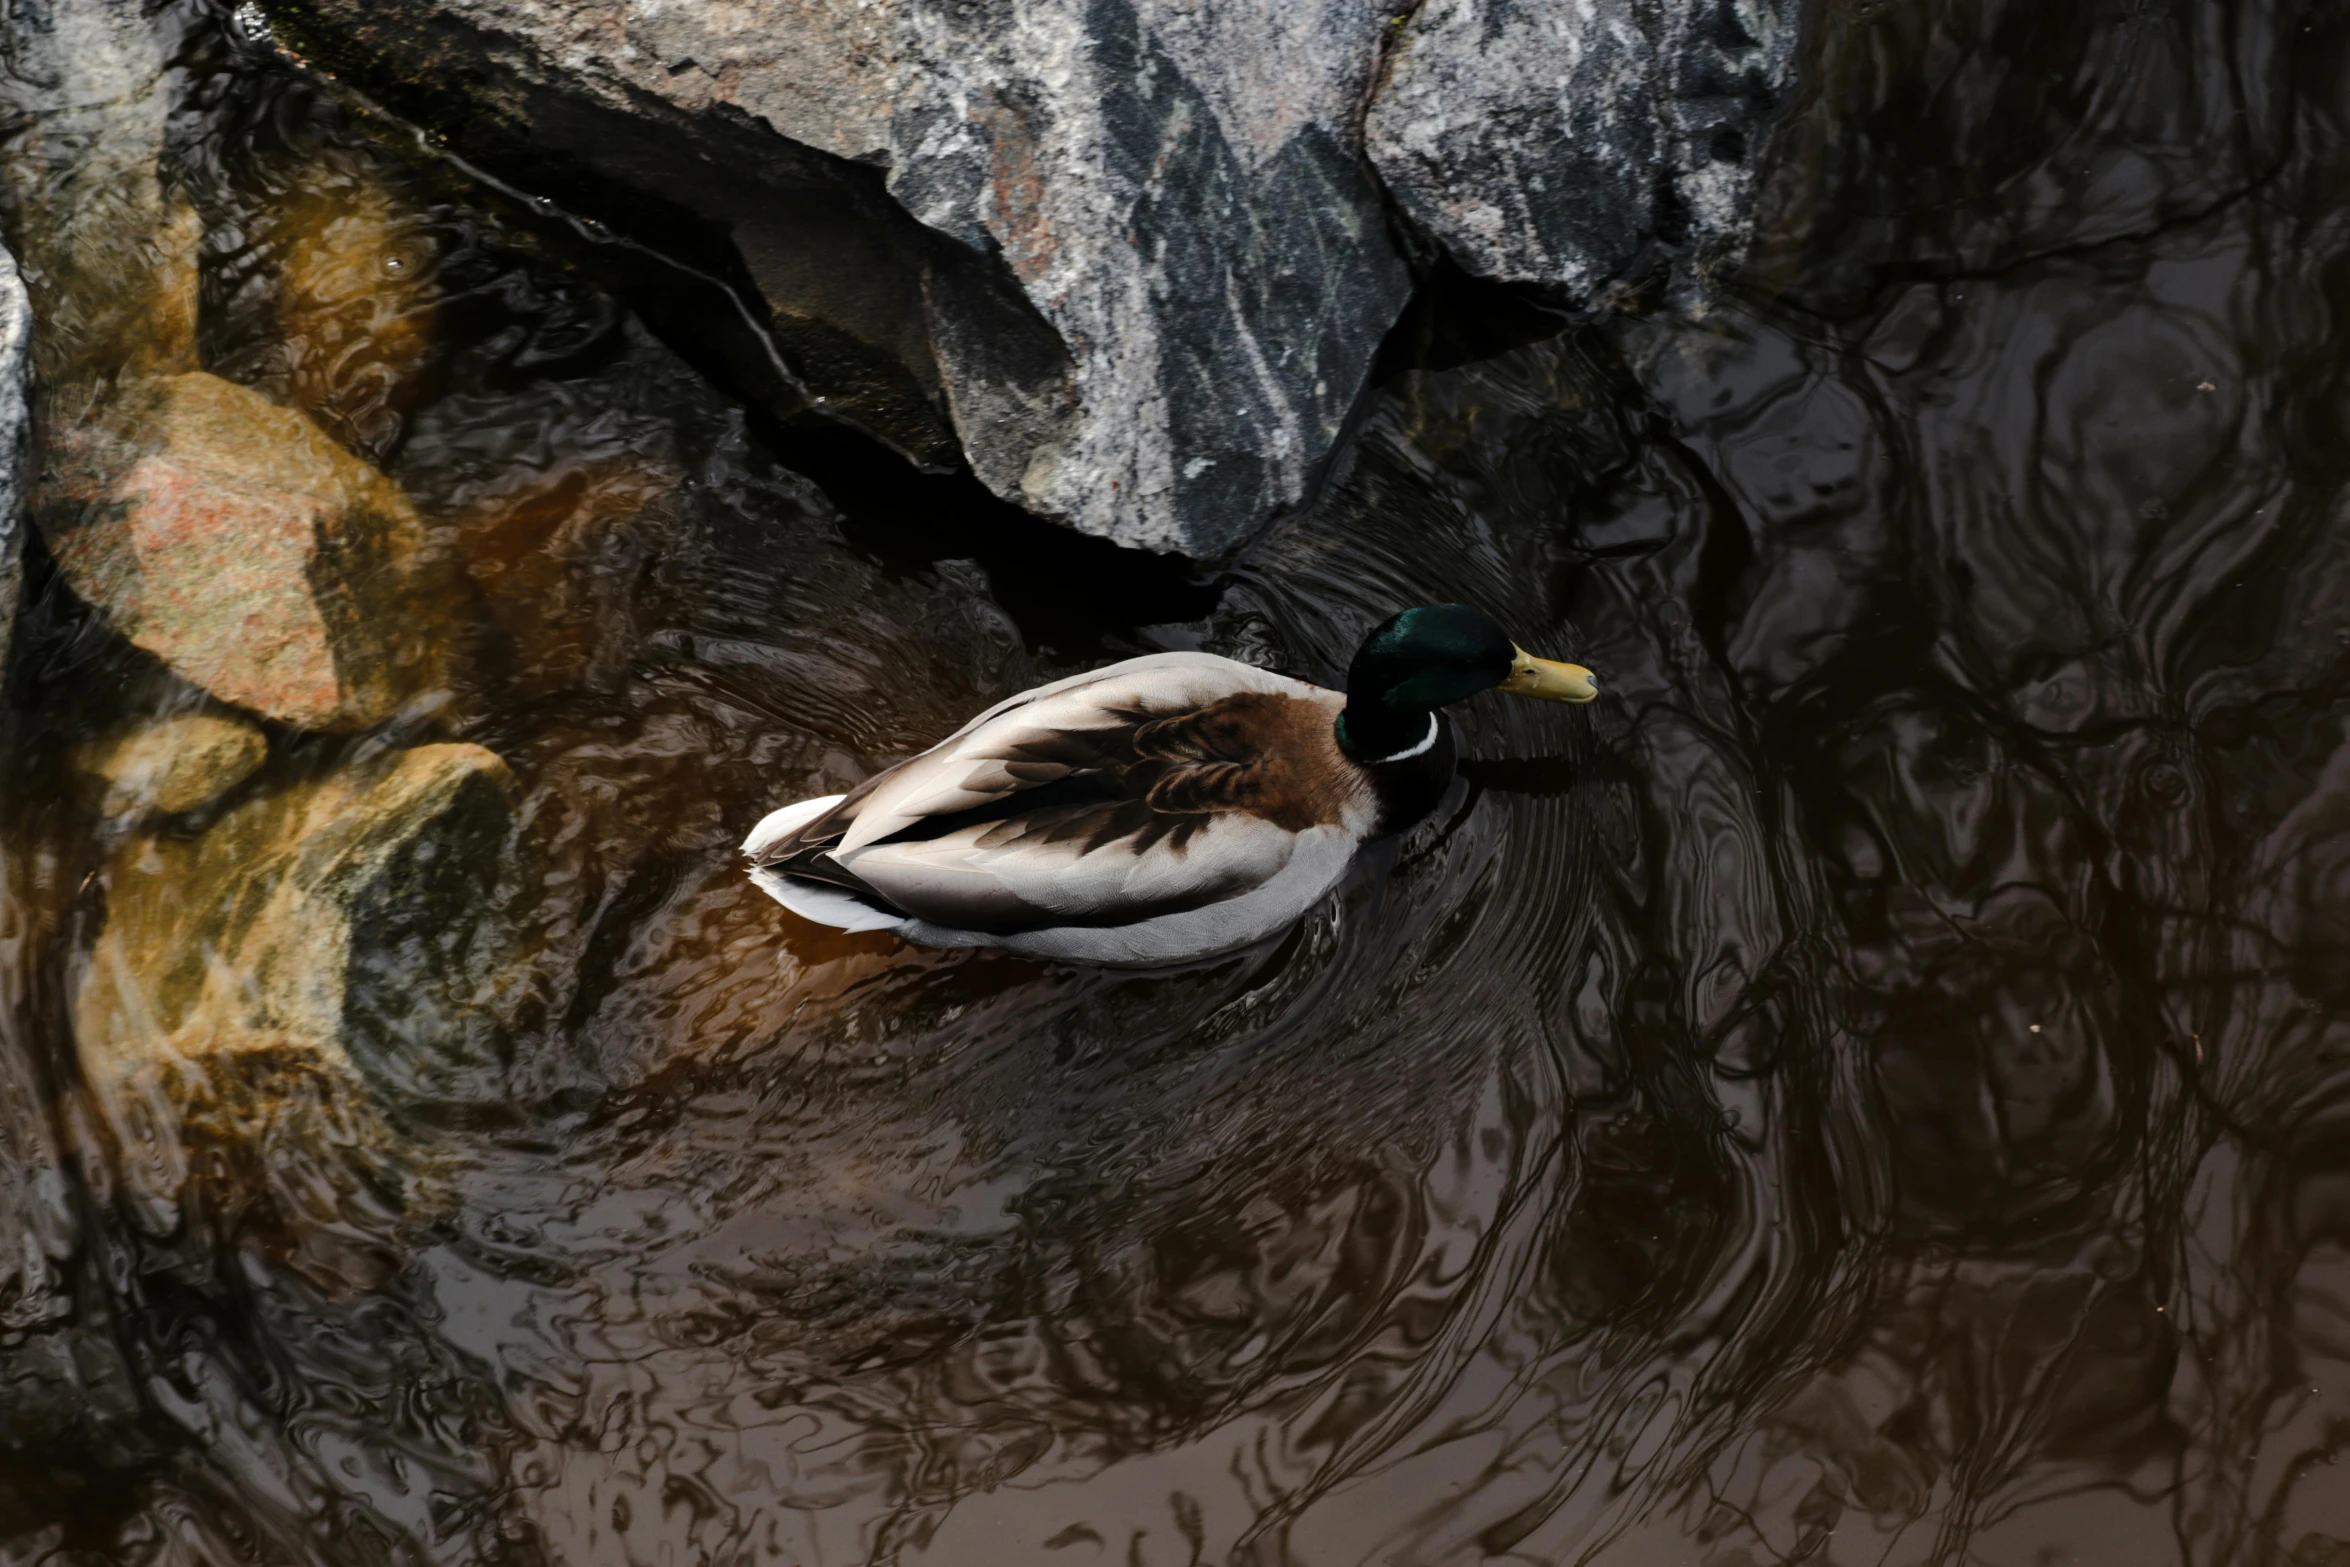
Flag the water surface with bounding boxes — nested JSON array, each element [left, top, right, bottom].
[[2, 4, 2348, 1564]]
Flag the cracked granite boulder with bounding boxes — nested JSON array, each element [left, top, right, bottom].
[[262, 0, 1416, 556], [260, 0, 1807, 555]]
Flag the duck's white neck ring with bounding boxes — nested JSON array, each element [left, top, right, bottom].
[[1360, 713, 1440, 765]]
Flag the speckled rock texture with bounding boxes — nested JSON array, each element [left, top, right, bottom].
[[75, 713, 270, 821], [1366, 0, 1802, 296], [0, 245, 29, 670], [262, 0, 1803, 556], [0, 0, 203, 386], [264, 0, 1415, 557], [37, 372, 452, 730]]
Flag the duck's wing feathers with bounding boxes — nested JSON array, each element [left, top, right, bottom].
[[751, 653, 1371, 934]]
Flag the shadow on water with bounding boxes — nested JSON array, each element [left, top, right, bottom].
[[2, 1, 2350, 1563]]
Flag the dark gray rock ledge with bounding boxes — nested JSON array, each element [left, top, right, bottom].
[[260, 0, 1800, 556]]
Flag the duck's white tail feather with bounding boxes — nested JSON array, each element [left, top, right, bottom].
[[741, 793, 845, 859], [746, 864, 910, 933], [743, 793, 911, 934]]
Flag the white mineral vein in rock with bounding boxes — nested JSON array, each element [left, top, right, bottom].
[[257, 0, 1797, 553], [267, 0, 1412, 555]]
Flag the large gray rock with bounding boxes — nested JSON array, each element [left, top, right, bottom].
[[264, 0, 1416, 557], [261, 0, 1802, 556], [1366, 0, 1801, 296]]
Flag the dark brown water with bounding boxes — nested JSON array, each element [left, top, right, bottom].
[[4, 3, 2350, 1562]]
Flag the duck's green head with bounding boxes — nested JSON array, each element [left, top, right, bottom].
[[1336, 604, 1597, 763]]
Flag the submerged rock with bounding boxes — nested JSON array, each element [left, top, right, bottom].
[[35, 372, 453, 731], [0, 3, 466, 730], [0, 0, 203, 387], [74, 743, 515, 1252], [74, 712, 270, 821], [1366, 0, 1801, 295], [76, 741, 515, 1086], [276, 174, 444, 461]]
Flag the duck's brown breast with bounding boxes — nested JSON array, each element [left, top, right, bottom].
[[1128, 689, 1366, 834]]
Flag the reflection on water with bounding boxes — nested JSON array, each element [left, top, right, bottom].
[[3, 2, 2350, 1563]]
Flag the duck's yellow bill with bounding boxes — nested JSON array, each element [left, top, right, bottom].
[[1499, 648, 1599, 703]]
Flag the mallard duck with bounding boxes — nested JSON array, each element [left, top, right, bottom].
[[742, 604, 1597, 967]]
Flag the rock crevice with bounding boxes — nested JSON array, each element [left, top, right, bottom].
[[261, 0, 1802, 556]]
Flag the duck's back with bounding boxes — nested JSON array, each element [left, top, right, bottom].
[[744, 653, 1381, 965]]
